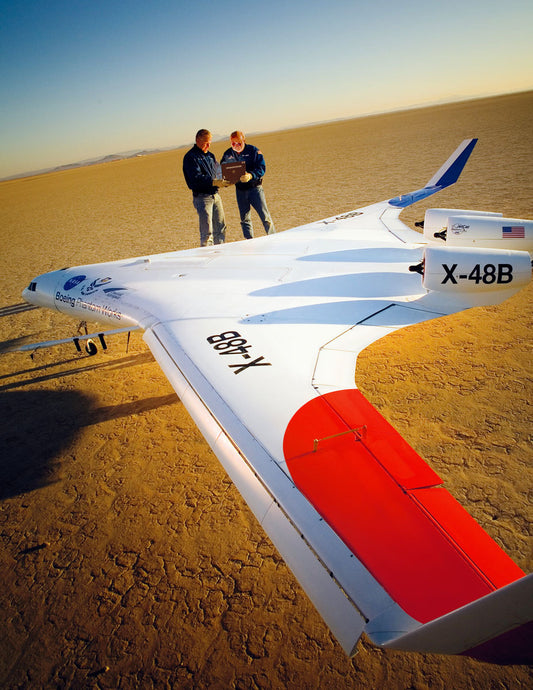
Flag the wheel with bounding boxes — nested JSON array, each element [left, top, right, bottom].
[[85, 339, 98, 356]]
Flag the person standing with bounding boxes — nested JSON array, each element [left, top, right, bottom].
[[183, 129, 228, 246], [221, 131, 276, 240]]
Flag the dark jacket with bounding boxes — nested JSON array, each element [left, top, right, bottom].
[[183, 144, 218, 195], [221, 143, 265, 190]]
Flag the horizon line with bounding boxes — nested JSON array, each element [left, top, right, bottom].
[[2, 88, 531, 183]]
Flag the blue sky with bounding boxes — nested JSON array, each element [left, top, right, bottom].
[[1, 0, 532, 177]]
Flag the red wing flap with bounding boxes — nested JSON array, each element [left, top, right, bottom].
[[331, 387, 442, 491], [284, 386, 441, 490], [283, 389, 524, 623], [412, 487, 525, 589]]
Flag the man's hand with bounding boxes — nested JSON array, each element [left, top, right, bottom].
[[212, 179, 232, 187], [239, 172, 252, 183]]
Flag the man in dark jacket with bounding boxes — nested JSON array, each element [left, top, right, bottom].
[[183, 129, 228, 246], [221, 131, 276, 240]]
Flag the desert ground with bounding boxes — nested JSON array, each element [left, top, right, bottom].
[[0, 91, 531, 688]]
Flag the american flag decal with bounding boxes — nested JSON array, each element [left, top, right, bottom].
[[502, 225, 525, 238]]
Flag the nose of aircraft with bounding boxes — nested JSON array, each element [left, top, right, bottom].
[[22, 269, 66, 310]]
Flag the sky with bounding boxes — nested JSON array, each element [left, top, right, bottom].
[[1, 0, 532, 178]]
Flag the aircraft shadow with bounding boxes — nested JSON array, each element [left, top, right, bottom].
[[86, 393, 178, 426], [0, 352, 155, 392], [0, 389, 91, 500], [0, 388, 178, 500]]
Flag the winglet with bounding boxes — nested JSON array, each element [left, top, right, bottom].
[[388, 138, 477, 208], [425, 138, 478, 188]]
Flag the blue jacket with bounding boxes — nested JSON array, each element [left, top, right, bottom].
[[221, 143, 266, 190], [183, 144, 218, 195]]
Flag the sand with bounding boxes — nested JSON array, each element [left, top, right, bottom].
[[0, 91, 531, 688]]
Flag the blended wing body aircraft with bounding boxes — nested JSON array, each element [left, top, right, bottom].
[[22, 140, 533, 662]]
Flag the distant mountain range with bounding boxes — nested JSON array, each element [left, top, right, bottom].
[[1, 147, 178, 182], [1, 132, 240, 182], [1, 133, 237, 182], [53, 149, 162, 171]]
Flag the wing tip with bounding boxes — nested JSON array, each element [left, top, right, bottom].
[[373, 573, 533, 662]]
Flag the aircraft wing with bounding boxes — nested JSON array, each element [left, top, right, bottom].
[[22, 139, 533, 661]]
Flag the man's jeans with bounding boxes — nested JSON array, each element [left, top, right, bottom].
[[236, 186, 276, 240], [193, 193, 226, 246]]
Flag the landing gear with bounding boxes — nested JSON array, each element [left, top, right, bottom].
[[76, 321, 100, 356]]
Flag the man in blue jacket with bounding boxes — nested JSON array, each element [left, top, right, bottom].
[[183, 129, 228, 246], [221, 131, 276, 240]]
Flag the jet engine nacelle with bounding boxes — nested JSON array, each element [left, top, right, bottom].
[[422, 208, 533, 253], [420, 246, 531, 295], [422, 208, 502, 241]]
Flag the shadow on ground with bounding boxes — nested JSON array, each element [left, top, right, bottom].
[[0, 388, 179, 501], [0, 389, 93, 500]]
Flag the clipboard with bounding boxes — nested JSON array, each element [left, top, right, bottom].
[[221, 161, 246, 184]]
